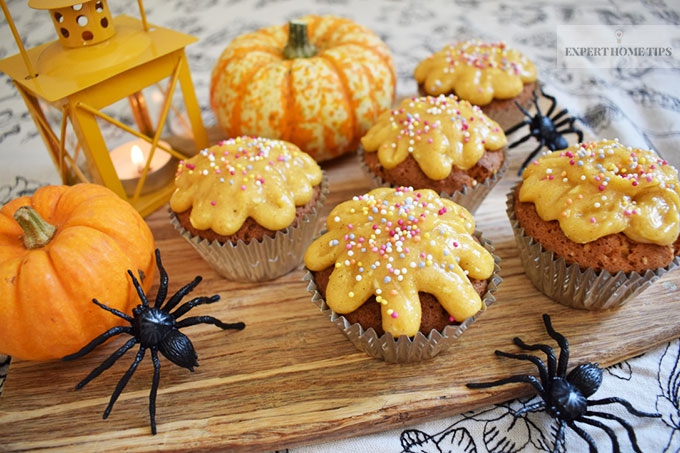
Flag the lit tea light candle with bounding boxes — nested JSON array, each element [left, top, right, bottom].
[[110, 139, 176, 196]]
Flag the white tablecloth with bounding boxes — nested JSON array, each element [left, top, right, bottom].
[[1, 1, 679, 451]]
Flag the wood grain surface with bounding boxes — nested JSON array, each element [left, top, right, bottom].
[[1, 137, 679, 452]]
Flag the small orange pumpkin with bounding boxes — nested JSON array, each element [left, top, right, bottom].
[[210, 15, 396, 162], [0, 184, 156, 361]]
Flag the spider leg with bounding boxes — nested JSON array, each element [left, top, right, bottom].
[[163, 276, 203, 313], [149, 348, 161, 435], [518, 140, 546, 175], [514, 399, 546, 416], [508, 131, 533, 149], [541, 314, 570, 378], [127, 269, 151, 308], [91, 299, 134, 322], [541, 88, 558, 117], [495, 350, 549, 386], [586, 410, 646, 453], [587, 397, 662, 418], [171, 294, 221, 319], [513, 338, 557, 382], [556, 125, 584, 143], [549, 108, 570, 124], [552, 115, 576, 129], [62, 325, 132, 360], [550, 420, 566, 453], [574, 416, 621, 453], [466, 373, 545, 395], [103, 345, 147, 421], [565, 420, 598, 453], [176, 315, 246, 331], [74, 336, 139, 389], [153, 248, 169, 309], [504, 118, 531, 136]]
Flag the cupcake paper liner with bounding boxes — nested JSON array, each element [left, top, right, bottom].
[[506, 183, 680, 310], [170, 174, 329, 282], [304, 231, 502, 363], [358, 147, 508, 214]]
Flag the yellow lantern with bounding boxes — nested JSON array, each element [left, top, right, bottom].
[[0, 0, 208, 216]]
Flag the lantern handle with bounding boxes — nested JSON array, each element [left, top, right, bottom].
[[137, 0, 149, 32], [0, 0, 38, 79]]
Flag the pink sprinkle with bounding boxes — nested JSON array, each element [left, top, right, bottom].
[[185, 163, 195, 170], [438, 207, 447, 215], [211, 201, 217, 206], [598, 185, 606, 191], [590, 217, 596, 223], [240, 185, 246, 190], [391, 312, 398, 318]]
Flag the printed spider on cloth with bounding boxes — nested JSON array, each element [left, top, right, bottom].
[[63, 249, 246, 434], [467, 314, 660, 453], [505, 87, 584, 175]]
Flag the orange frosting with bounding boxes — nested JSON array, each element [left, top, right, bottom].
[[360, 95, 506, 180], [304, 187, 494, 337], [170, 136, 322, 235], [520, 139, 680, 245], [414, 40, 537, 105]]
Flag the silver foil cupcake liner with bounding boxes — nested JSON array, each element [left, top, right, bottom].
[[357, 147, 508, 214], [506, 183, 680, 310], [170, 174, 328, 282], [304, 231, 502, 363]]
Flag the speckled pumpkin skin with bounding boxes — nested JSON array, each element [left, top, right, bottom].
[[210, 15, 396, 162]]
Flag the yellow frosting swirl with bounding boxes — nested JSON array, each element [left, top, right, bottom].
[[360, 95, 507, 179], [170, 136, 323, 235], [304, 187, 495, 337], [414, 40, 537, 106], [520, 139, 680, 245]]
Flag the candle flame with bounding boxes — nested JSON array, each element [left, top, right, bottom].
[[130, 144, 146, 174]]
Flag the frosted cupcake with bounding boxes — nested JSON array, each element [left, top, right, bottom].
[[414, 40, 537, 130], [170, 136, 327, 282], [304, 186, 501, 362], [509, 139, 680, 309], [359, 95, 508, 213]]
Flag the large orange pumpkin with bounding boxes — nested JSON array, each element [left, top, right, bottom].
[[0, 184, 156, 361], [210, 15, 397, 162]]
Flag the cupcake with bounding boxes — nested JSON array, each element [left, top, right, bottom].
[[359, 95, 508, 213], [169, 136, 327, 282], [414, 40, 537, 130], [509, 139, 680, 310], [304, 186, 501, 362]]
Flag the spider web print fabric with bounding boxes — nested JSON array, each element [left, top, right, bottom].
[[1, 0, 679, 451]]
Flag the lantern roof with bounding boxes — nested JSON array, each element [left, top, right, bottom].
[[28, 0, 94, 10]]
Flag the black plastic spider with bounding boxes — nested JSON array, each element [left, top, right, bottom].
[[63, 248, 245, 435], [505, 87, 584, 175], [467, 314, 660, 453]]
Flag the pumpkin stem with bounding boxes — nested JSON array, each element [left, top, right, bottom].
[[13, 206, 57, 249], [283, 20, 317, 59]]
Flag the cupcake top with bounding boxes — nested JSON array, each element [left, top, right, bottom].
[[304, 186, 495, 337], [170, 136, 323, 235], [519, 139, 680, 245], [360, 95, 507, 180], [414, 40, 537, 105]]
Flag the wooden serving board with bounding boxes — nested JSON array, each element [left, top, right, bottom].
[[1, 141, 679, 452]]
